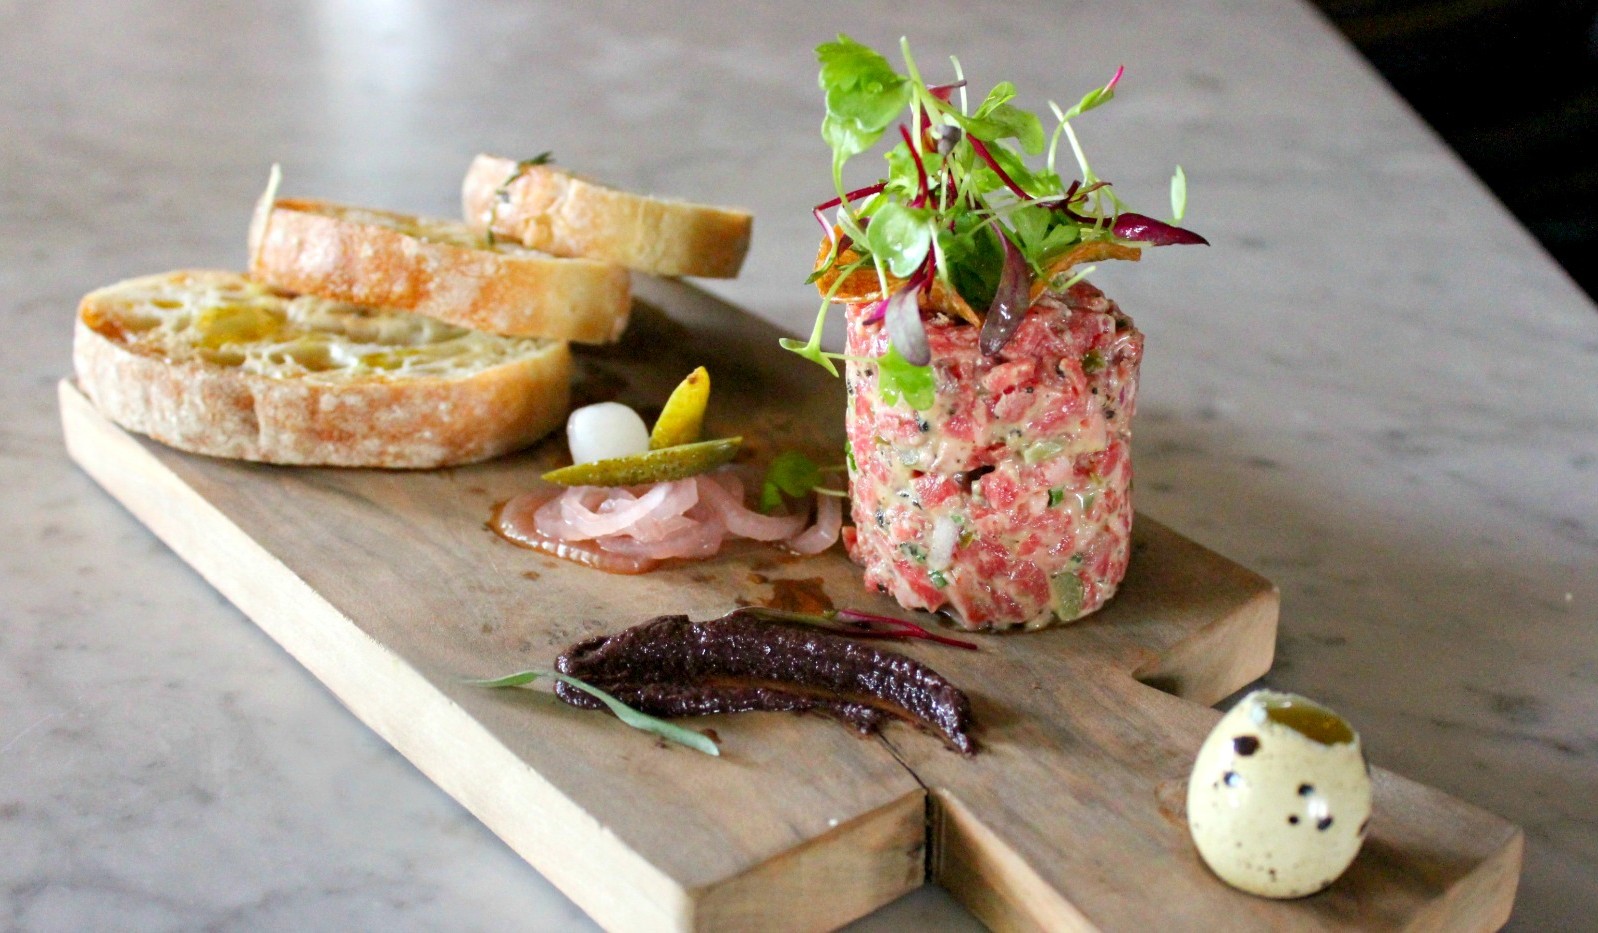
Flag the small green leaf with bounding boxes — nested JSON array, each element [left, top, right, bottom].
[[928, 569, 950, 588], [817, 36, 912, 163], [466, 668, 720, 756], [1170, 165, 1188, 223], [957, 85, 1045, 154], [864, 202, 935, 278], [884, 141, 944, 201], [761, 451, 826, 513], [1058, 69, 1120, 122], [823, 113, 879, 162], [938, 214, 1005, 310], [969, 142, 1054, 199], [973, 81, 1017, 117], [1047, 488, 1064, 508], [877, 343, 936, 411], [1009, 203, 1081, 269]]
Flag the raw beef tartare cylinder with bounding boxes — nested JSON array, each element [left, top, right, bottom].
[[842, 282, 1143, 630], [795, 37, 1206, 630]]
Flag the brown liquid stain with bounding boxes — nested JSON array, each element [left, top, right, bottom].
[[522, 570, 542, 581], [755, 576, 834, 614]]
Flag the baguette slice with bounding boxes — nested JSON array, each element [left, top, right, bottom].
[[249, 193, 631, 343], [462, 154, 752, 278], [74, 270, 572, 468]]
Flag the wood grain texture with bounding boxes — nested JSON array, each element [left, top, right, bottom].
[[60, 276, 1521, 931]]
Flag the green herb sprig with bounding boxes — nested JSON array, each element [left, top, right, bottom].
[[760, 451, 847, 514], [483, 152, 553, 248], [466, 667, 720, 756]]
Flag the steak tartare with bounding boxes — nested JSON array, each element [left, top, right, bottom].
[[795, 37, 1204, 630], [842, 282, 1143, 630]]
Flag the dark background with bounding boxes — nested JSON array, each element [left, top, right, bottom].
[[1312, 0, 1598, 301]]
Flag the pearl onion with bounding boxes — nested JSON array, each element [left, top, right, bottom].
[[566, 402, 650, 465]]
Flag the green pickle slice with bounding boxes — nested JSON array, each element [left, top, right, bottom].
[[543, 437, 743, 487], [650, 366, 711, 449]]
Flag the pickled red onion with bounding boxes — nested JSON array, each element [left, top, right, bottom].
[[497, 468, 841, 572], [494, 493, 660, 574], [785, 491, 842, 555]]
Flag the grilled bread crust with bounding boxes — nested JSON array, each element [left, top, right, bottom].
[[462, 154, 751, 278], [249, 197, 631, 344], [74, 270, 572, 468]]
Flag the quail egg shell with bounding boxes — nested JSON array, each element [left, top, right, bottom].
[[1186, 690, 1372, 898], [566, 402, 651, 465]]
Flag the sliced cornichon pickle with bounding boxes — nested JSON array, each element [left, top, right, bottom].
[[649, 366, 711, 450], [543, 437, 743, 487]]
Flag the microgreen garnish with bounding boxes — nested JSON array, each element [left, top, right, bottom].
[[877, 342, 936, 410], [483, 152, 553, 248], [780, 253, 869, 377], [791, 36, 1206, 380], [882, 284, 930, 366], [466, 667, 720, 756], [976, 232, 1032, 355], [730, 606, 980, 650], [761, 451, 846, 514]]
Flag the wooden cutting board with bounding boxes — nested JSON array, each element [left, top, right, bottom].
[[60, 276, 1521, 931]]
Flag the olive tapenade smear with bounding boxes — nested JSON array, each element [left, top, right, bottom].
[[554, 613, 976, 755]]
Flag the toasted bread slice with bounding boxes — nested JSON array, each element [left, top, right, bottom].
[[462, 154, 752, 278], [249, 192, 631, 344], [74, 270, 572, 468]]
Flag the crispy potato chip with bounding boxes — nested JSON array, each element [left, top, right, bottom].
[[813, 232, 1141, 322]]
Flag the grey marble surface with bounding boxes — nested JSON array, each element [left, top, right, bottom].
[[2, 0, 1594, 929]]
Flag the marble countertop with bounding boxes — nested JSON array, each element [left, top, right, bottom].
[[3, 0, 1594, 929]]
